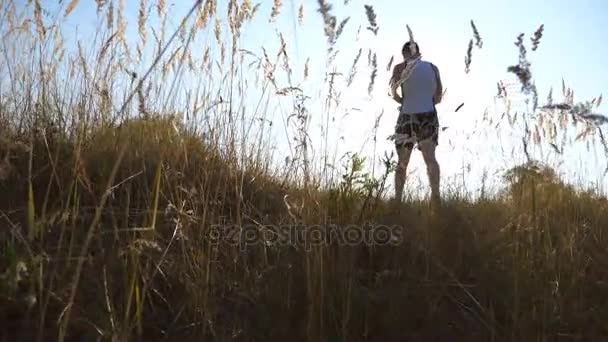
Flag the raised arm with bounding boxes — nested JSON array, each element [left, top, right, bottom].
[[431, 63, 443, 104]]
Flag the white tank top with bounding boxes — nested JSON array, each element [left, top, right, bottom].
[[400, 60, 437, 114]]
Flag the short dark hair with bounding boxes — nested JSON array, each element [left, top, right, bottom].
[[402, 41, 419, 55]]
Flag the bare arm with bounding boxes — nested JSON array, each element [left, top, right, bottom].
[[390, 63, 404, 104], [431, 63, 443, 104]]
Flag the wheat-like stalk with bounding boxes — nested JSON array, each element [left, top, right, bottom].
[[203, 46, 210, 71], [227, 0, 236, 23], [99, 32, 117, 62], [77, 41, 89, 81], [507, 33, 533, 92], [531, 83, 539, 112], [106, 0, 114, 30], [270, 0, 283, 22], [34, 0, 45, 40], [368, 52, 377, 96], [138, 0, 148, 59], [52, 26, 63, 53], [208, 0, 217, 17], [6, 2, 16, 32], [364, 5, 378, 35], [386, 55, 394, 72], [117, 0, 126, 43], [346, 48, 361, 87], [230, 0, 249, 37], [196, 2, 211, 30], [278, 33, 291, 80], [64, 0, 80, 18], [298, 3, 304, 26], [138, 81, 147, 118], [241, 0, 252, 21], [117, 0, 132, 60], [214, 17, 221, 45], [465, 39, 473, 73], [157, 0, 165, 16], [95, 0, 108, 12], [531, 24, 544, 51], [261, 47, 278, 89], [17, 19, 31, 35], [317, 0, 336, 48], [0, 0, 6, 16], [471, 20, 482, 48], [335, 17, 349, 42], [251, 3, 260, 18], [220, 41, 226, 65]]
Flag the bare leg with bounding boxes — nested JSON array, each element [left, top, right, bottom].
[[394, 145, 413, 203], [418, 139, 441, 204]]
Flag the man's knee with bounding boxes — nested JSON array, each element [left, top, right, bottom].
[[396, 159, 408, 173], [418, 140, 438, 164], [396, 147, 412, 168]]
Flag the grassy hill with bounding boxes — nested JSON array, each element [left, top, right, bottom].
[[1, 1, 608, 341]]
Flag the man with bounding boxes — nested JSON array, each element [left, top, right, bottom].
[[389, 41, 443, 205]]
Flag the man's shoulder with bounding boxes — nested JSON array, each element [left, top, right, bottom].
[[423, 60, 439, 70], [393, 62, 406, 71], [391, 62, 406, 81]]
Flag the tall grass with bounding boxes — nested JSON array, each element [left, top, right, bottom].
[[1, 1, 607, 341]]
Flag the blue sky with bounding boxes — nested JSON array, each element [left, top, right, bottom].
[[10, 0, 608, 195]]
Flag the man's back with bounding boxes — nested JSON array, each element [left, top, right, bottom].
[[400, 60, 437, 114]]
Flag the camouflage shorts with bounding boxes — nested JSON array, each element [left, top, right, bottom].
[[394, 110, 439, 150]]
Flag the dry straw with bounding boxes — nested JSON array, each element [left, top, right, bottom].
[[336, 17, 350, 42], [279, 33, 292, 81], [531, 24, 544, 51], [464, 20, 482, 73], [64, 0, 80, 18], [270, 0, 283, 21], [465, 39, 473, 73], [34, 0, 45, 40], [138, 0, 147, 48], [386, 55, 394, 72], [117, 0, 126, 45], [368, 52, 377, 96], [471, 20, 482, 48], [364, 5, 378, 35], [106, 0, 114, 29], [298, 3, 304, 26], [317, 0, 336, 47], [346, 48, 362, 87], [214, 18, 221, 44], [95, 0, 108, 12], [196, 3, 210, 29], [157, 0, 165, 16]]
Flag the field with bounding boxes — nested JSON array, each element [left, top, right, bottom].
[[1, 1, 608, 341]]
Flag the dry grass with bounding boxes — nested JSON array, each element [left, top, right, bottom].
[[364, 5, 378, 36], [531, 24, 544, 51], [471, 20, 483, 48], [465, 38, 474, 74], [464, 20, 483, 74], [298, 3, 304, 26], [270, 0, 283, 22], [1, 1, 608, 341]]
